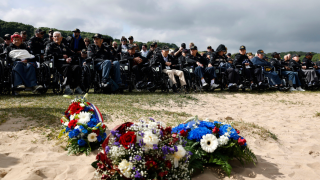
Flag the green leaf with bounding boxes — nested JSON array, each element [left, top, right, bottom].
[[58, 129, 66, 138]]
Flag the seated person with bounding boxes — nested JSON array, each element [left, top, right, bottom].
[[116, 36, 129, 54], [1, 34, 12, 53], [302, 52, 318, 86], [251, 49, 287, 90], [122, 44, 153, 88], [4, 34, 43, 92], [45, 31, 83, 95], [271, 53, 304, 91], [187, 46, 219, 89], [315, 60, 320, 77], [234, 46, 262, 88], [211, 44, 239, 88], [87, 33, 122, 88], [152, 46, 187, 92]]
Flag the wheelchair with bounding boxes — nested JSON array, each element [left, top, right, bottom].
[[119, 56, 136, 92], [0, 53, 11, 95], [212, 60, 228, 91], [235, 65, 252, 91], [181, 63, 202, 92], [43, 55, 66, 95]]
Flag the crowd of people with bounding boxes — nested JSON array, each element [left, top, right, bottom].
[[1, 28, 320, 95]]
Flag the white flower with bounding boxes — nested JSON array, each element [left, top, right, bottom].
[[80, 103, 85, 107], [118, 159, 133, 178], [218, 135, 229, 146], [78, 112, 91, 124], [200, 134, 219, 153], [109, 146, 125, 158], [143, 131, 159, 150], [148, 122, 158, 129], [87, 132, 97, 142], [173, 145, 186, 168], [70, 114, 75, 121], [64, 122, 69, 126]]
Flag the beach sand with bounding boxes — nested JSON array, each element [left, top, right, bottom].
[[1, 92, 320, 180]]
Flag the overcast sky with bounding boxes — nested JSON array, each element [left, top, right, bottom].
[[1, 0, 320, 53]]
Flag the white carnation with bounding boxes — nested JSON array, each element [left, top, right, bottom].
[[80, 103, 85, 107], [173, 145, 186, 168], [200, 134, 218, 153], [218, 135, 229, 146], [87, 132, 97, 142], [118, 159, 133, 178], [64, 122, 69, 126], [70, 114, 75, 121], [143, 131, 159, 150], [78, 112, 91, 124]]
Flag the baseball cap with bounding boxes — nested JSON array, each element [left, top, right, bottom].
[[190, 46, 198, 50], [35, 28, 45, 34], [162, 46, 169, 51], [128, 36, 133, 40], [306, 52, 315, 56], [92, 33, 102, 39], [257, 49, 265, 55], [72, 28, 80, 33], [271, 52, 280, 57]]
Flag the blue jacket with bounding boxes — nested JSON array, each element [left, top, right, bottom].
[[251, 56, 273, 68]]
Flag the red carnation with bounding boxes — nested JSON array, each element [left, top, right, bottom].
[[93, 129, 100, 136], [159, 171, 168, 177], [119, 131, 136, 149], [212, 127, 220, 134], [60, 119, 63, 124], [179, 130, 188, 137], [236, 129, 240, 134], [165, 160, 172, 169], [146, 160, 158, 170], [68, 120, 78, 129], [102, 124, 106, 129], [238, 137, 246, 146], [69, 102, 84, 115]]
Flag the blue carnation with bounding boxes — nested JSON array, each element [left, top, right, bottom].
[[219, 124, 239, 140], [87, 121, 96, 128], [102, 133, 107, 139], [82, 129, 88, 134], [69, 131, 75, 138], [65, 127, 71, 132], [198, 121, 215, 129], [73, 129, 80, 137], [90, 117, 98, 124], [97, 135, 102, 142], [172, 124, 187, 133], [187, 127, 212, 142], [78, 139, 87, 146]]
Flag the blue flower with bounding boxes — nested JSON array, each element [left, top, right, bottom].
[[219, 124, 239, 140], [65, 127, 71, 132], [90, 117, 98, 124], [82, 129, 88, 134], [102, 133, 107, 139], [69, 131, 75, 138], [198, 121, 215, 129], [187, 127, 212, 142], [185, 120, 196, 130], [87, 121, 95, 128], [78, 139, 87, 146], [73, 129, 80, 137], [172, 124, 187, 133], [97, 135, 102, 142]]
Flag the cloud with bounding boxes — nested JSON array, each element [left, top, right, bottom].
[[1, 0, 320, 53]]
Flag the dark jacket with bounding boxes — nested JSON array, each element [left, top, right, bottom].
[[66, 36, 86, 53], [116, 44, 129, 54], [270, 58, 286, 69], [4, 43, 33, 63], [289, 59, 301, 71], [27, 36, 45, 55], [184, 53, 207, 67], [209, 52, 227, 66], [44, 42, 76, 65], [122, 51, 147, 68], [302, 57, 315, 69], [233, 53, 249, 66], [87, 44, 114, 62], [251, 56, 273, 68], [150, 52, 177, 69]]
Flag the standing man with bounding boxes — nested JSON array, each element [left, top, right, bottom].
[[140, 44, 149, 58], [67, 28, 86, 55], [28, 28, 46, 56]]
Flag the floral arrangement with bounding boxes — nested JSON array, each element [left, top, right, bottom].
[[92, 118, 192, 179], [59, 94, 107, 155], [172, 116, 257, 176]]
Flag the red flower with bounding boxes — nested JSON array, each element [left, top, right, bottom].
[[69, 102, 84, 115], [165, 160, 172, 169], [212, 127, 220, 134], [179, 130, 188, 137], [102, 124, 106, 129], [119, 131, 136, 149], [238, 137, 246, 146], [146, 160, 158, 170], [236, 129, 240, 134], [93, 129, 100, 136], [118, 122, 133, 135], [158, 171, 168, 177], [60, 119, 63, 124], [68, 120, 78, 129], [96, 152, 106, 163], [97, 162, 106, 171]]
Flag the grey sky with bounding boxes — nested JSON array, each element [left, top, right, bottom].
[[1, 0, 319, 53]]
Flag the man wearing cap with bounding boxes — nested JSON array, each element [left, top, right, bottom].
[[1, 34, 12, 53], [187, 46, 219, 89], [209, 44, 237, 89], [4, 34, 43, 93], [151, 46, 186, 92], [44, 29, 54, 46], [146, 42, 160, 60], [128, 36, 134, 45], [227, 53, 232, 59], [67, 28, 86, 55], [234, 46, 261, 88], [45, 31, 83, 95], [271, 52, 305, 91], [301, 52, 318, 86], [87, 33, 123, 89], [28, 28, 46, 57], [122, 44, 153, 88], [116, 36, 129, 54], [251, 49, 287, 90], [173, 43, 186, 59]]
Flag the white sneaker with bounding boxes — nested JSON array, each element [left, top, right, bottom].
[[296, 87, 305, 91], [289, 87, 297, 91], [202, 82, 208, 87]]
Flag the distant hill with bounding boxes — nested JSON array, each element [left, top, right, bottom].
[[0, 19, 178, 49]]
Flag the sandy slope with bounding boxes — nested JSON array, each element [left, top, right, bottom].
[[1, 92, 320, 180]]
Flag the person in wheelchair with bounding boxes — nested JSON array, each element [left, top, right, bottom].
[[234, 46, 261, 89], [4, 34, 43, 93], [251, 50, 287, 90], [45, 31, 83, 95], [87, 33, 123, 89], [278, 54, 305, 91], [153, 46, 187, 92], [211, 44, 239, 89], [122, 44, 154, 89], [188, 46, 219, 90], [301, 52, 318, 86], [1, 34, 12, 53]]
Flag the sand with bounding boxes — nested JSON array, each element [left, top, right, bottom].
[[1, 92, 320, 180]]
